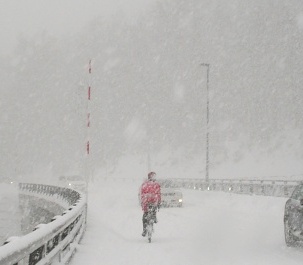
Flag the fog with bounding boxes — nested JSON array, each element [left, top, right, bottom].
[[0, 0, 156, 55], [0, 0, 303, 183]]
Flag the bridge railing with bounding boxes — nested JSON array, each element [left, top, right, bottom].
[[94, 177, 302, 198], [158, 178, 303, 197], [0, 183, 87, 265], [94, 176, 302, 198], [3, 178, 298, 264]]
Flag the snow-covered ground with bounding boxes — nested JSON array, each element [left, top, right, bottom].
[[70, 178, 303, 265]]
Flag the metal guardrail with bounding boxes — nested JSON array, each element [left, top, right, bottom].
[[0, 183, 87, 265], [96, 176, 303, 197], [158, 178, 303, 197], [3, 178, 297, 264], [96, 177, 303, 197], [19, 183, 82, 208]]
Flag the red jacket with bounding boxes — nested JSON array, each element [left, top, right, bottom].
[[140, 180, 161, 212]]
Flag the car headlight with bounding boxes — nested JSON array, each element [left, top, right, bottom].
[[179, 199, 183, 202]]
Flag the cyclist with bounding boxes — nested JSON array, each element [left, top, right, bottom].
[[140, 171, 161, 237]]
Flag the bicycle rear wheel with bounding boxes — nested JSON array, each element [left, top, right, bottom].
[[147, 220, 153, 243]]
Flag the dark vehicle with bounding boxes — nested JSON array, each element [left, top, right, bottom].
[[284, 184, 303, 247]]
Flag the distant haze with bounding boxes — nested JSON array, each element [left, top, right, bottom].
[[0, 0, 155, 56]]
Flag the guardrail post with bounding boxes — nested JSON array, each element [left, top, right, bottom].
[[284, 181, 288, 197], [249, 181, 253, 194], [240, 180, 243, 194], [271, 181, 275, 196], [261, 180, 264, 195], [229, 180, 233, 192]]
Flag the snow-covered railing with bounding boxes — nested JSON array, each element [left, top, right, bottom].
[[0, 183, 87, 265], [158, 178, 303, 197], [95, 177, 302, 197], [19, 183, 81, 210], [96, 176, 302, 197]]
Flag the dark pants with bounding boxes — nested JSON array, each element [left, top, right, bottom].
[[142, 207, 157, 231]]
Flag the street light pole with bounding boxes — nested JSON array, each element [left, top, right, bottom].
[[201, 63, 210, 182]]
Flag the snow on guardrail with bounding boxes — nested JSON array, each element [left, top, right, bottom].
[[2, 178, 299, 264], [158, 178, 303, 197], [0, 183, 87, 265], [95, 177, 303, 197]]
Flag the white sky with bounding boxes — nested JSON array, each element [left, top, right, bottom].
[[69, 179, 303, 265], [0, 0, 155, 56]]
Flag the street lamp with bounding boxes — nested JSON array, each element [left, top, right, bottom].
[[200, 63, 210, 182]]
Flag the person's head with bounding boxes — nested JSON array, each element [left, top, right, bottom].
[[148, 171, 156, 181]]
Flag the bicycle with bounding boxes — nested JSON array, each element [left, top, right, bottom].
[[146, 204, 158, 243]]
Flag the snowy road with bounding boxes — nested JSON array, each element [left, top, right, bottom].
[[70, 179, 303, 265]]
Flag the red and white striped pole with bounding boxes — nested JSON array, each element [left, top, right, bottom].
[[86, 59, 92, 185], [87, 60, 91, 155]]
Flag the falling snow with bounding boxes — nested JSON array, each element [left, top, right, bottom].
[[0, 0, 303, 264]]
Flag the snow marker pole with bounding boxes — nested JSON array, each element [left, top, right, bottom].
[[86, 59, 92, 189]]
